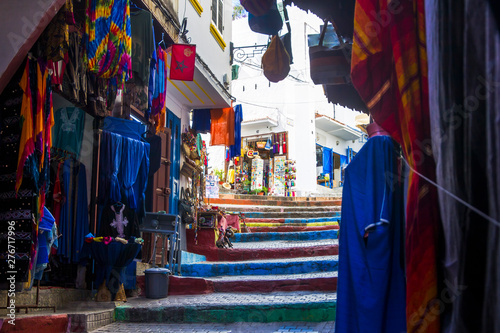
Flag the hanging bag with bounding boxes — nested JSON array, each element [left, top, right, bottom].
[[178, 187, 194, 224], [240, 0, 274, 16], [262, 35, 290, 83], [248, 2, 283, 35], [309, 18, 351, 85]]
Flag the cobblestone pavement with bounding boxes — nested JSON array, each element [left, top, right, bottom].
[[206, 271, 337, 281], [92, 321, 335, 333], [232, 239, 338, 250], [122, 291, 337, 308]]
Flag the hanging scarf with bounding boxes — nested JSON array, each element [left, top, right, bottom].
[[85, 0, 132, 85], [16, 59, 35, 193], [152, 46, 167, 132]]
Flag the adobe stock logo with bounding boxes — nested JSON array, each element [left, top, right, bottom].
[[7, 0, 55, 52]]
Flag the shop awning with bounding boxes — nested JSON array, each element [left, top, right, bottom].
[[241, 117, 278, 133], [166, 54, 232, 109], [315, 114, 363, 140], [286, 0, 355, 38], [0, 0, 66, 95]]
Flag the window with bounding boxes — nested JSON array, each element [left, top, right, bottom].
[[212, 0, 223, 33], [316, 145, 323, 167]]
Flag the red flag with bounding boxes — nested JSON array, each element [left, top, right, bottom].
[[169, 44, 196, 81]]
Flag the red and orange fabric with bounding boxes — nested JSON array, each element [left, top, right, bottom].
[[351, 1, 440, 332], [16, 59, 35, 193], [210, 107, 235, 146]]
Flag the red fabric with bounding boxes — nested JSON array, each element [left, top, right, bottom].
[[169, 44, 196, 81], [210, 108, 235, 146], [351, 0, 441, 332]]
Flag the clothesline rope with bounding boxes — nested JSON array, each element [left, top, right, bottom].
[[401, 157, 500, 228]]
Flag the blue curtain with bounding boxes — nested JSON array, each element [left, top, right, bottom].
[[132, 142, 150, 222], [119, 137, 145, 209], [73, 163, 89, 263]]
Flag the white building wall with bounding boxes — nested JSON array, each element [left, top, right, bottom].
[[178, 0, 232, 91]]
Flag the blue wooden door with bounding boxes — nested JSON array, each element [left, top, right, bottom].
[[167, 109, 181, 215]]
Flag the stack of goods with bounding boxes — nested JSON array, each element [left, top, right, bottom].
[[285, 160, 296, 197]]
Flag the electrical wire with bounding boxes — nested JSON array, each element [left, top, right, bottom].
[[400, 156, 500, 228]]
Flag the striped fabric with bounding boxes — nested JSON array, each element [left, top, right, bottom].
[[152, 46, 168, 133], [351, 1, 441, 332], [85, 0, 132, 84]]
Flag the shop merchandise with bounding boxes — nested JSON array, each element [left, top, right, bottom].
[[192, 109, 212, 133], [210, 107, 235, 146], [52, 107, 85, 158], [228, 104, 243, 159], [336, 136, 406, 333]]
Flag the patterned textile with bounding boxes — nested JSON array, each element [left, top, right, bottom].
[[351, 1, 440, 332], [16, 60, 35, 193], [85, 0, 132, 85], [151, 46, 167, 133]]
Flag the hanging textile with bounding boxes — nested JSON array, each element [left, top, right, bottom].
[[169, 44, 196, 81], [426, 0, 500, 331], [210, 107, 235, 146], [0, 66, 36, 283], [57, 158, 73, 261], [52, 107, 85, 158], [85, 0, 132, 84], [130, 9, 154, 84], [119, 137, 145, 210], [38, 0, 75, 62], [322, 146, 333, 185], [16, 59, 35, 193], [151, 46, 167, 132], [336, 136, 406, 333], [228, 104, 243, 159], [351, 1, 440, 331], [34, 207, 58, 280], [192, 109, 211, 134], [132, 141, 149, 223], [73, 163, 89, 263], [98, 130, 123, 204]]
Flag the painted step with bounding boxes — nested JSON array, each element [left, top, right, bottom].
[[217, 204, 341, 213], [115, 291, 337, 323], [234, 229, 338, 243], [184, 239, 338, 261], [180, 255, 339, 277], [243, 217, 340, 223], [206, 197, 341, 207], [246, 225, 339, 233], [168, 272, 338, 295], [237, 211, 340, 219]]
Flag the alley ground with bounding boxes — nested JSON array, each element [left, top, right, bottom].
[[92, 321, 335, 332]]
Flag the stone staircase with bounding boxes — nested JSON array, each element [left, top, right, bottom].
[[116, 194, 341, 325]]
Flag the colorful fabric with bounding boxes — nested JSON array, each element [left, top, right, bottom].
[[52, 107, 85, 158], [210, 108, 235, 146], [228, 104, 243, 159], [336, 136, 406, 333], [351, 1, 440, 332], [151, 47, 167, 132], [16, 60, 35, 193], [192, 109, 211, 133], [169, 44, 196, 81], [85, 0, 132, 84]]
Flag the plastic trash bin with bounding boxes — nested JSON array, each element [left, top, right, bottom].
[[145, 267, 170, 299]]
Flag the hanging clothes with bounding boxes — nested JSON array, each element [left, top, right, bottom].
[[52, 107, 85, 158], [73, 163, 89, 263], [34, 207, 58, 280], [192, 109, 212, 133], [228, 104, 243, 159], [119, 137, 145, 210], [132, 141, 150, 223], [38, 0, 74, 62], [85, 0, 132, 84], [100, 202, 140, 239], [98, 130, 123, 204], [336, 136, 406, 333], [151, 47, 167, 132], [350, 1, 440, 330], [210, 107, 235, 146], [130, 9, 154, 85], [322, 146, 333, 186]]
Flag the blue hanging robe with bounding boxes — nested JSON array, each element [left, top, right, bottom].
[[335, 135, 406, 333]]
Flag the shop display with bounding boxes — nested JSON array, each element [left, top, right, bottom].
[[285, 160, 296, 197], [251, 158, 264, 191], [273, 156, 286, 196], [206, 175, 220, 199]]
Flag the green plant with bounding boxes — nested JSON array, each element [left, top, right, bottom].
[[243, 179, 251, 186], [214, 169, 224, 181], [262, 187, 268, 195]]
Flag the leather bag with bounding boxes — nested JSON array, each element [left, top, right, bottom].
[[309, 19, 351, 85], [178, 187, 194, 224], [248, 2, 283, 35], [262, 35, 290, 83]]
